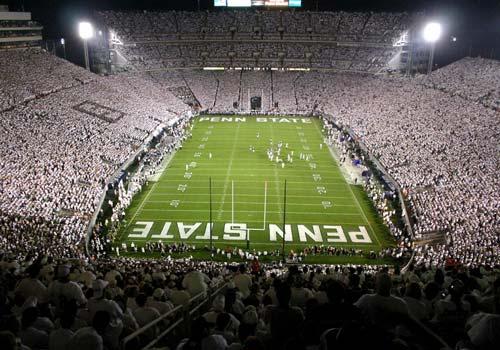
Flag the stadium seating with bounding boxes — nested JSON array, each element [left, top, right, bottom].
[[421, 57, 500, 110], [0, 254, 498, 350], [95, 11, 414, 72], [0, 49, 188, 258], [0, 8, 499, 350], [0, 47, 498, 267]]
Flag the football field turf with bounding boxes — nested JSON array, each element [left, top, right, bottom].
[[115, 116, 394, 262]]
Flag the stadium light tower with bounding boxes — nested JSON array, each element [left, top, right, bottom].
[[78, 21, 94, 70], [60, 38, 66, 60], [423, 22, 442, 74]]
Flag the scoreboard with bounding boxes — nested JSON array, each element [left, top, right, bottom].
[[214, 0, 302, 7]]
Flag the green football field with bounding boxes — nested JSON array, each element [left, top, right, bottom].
[[114, 116, 394, 262]]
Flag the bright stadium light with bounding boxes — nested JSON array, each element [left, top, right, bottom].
[[422, 22, 442, 74], [423, 22, 442, 42], [78, 22, 94, 70], [78, 21, 94, 40], [60, 38, 66, 60]]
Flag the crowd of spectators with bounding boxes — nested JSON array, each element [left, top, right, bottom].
[[314, 73, 499, 267], [186, 69, 498, 267], [0, 253, 499, 350], [97, 10, 413, 43], [0, 49, 190, 259], [421, 57, 500, 110], [321, 119, 409, 259], [0, 49, 93, 112], [106, 118, 193, 243], [0, 39, 498, 349], [96, 10, 407, 72], [104, 41, 398, 73], [135, 67, 499, 268], [0, 44, 498, 270], [95, 66, 498, 268]]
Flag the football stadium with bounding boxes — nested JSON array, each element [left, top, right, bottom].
[[0, 0, 499, 349], [116, 116, 393, 264]]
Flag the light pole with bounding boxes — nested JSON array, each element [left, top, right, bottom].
[[78, 22, 94, 70], [60, 38, 66, 60], [423, 22, 442, 74]]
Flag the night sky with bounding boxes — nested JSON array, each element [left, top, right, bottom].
[[3, 0, 499, 65]]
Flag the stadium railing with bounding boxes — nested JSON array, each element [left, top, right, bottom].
[[121, 281, 227, 350]]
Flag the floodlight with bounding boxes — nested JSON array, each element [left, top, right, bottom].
[[60, 38, 65, 45], [78, 22, 93, 70], [78, 22, 94, 40], [452, 36, 457, 42], [423, 22, 442, 43]]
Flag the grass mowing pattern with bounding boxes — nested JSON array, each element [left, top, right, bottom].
[[115, 116, 394, 261]]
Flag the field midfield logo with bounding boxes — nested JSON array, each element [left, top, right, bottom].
[[128, 221, 372, 244]]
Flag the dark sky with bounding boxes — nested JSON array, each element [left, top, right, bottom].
[[3, 0, 499, 64]]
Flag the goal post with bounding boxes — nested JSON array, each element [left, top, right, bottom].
[[245, 180, 268, 249], [229, 180, 268, 249]]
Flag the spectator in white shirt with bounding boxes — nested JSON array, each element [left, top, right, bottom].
[[48, 265, 86, 316], [87, 279, 124, 350], [132, 293, 160, 339], [290, 277, 314, 308], [147, 288, 174, 315], [182, 269, 211, 297], [355, 272, 409, 331], [169, 281, 192, 307], [233, 264, 252, 299]]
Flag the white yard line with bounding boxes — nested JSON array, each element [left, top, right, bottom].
[[161, 172, 344, 179], [157, 180, 346, 185], [171, 164, 341, 170], [157, 185, 343, 190], [343, 178, 382, 247], [142, 209, 362, 216], [124, 182, 159, 231], [127, 219, 375, 226], [151, 193, 353, 200], [270, 123, 284, 216], [216, 124, 241, 220], [123, 146, 180, 231], [147, 200, 357, 207]]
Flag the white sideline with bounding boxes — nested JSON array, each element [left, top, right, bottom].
[[312, 120, 383, 248]]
